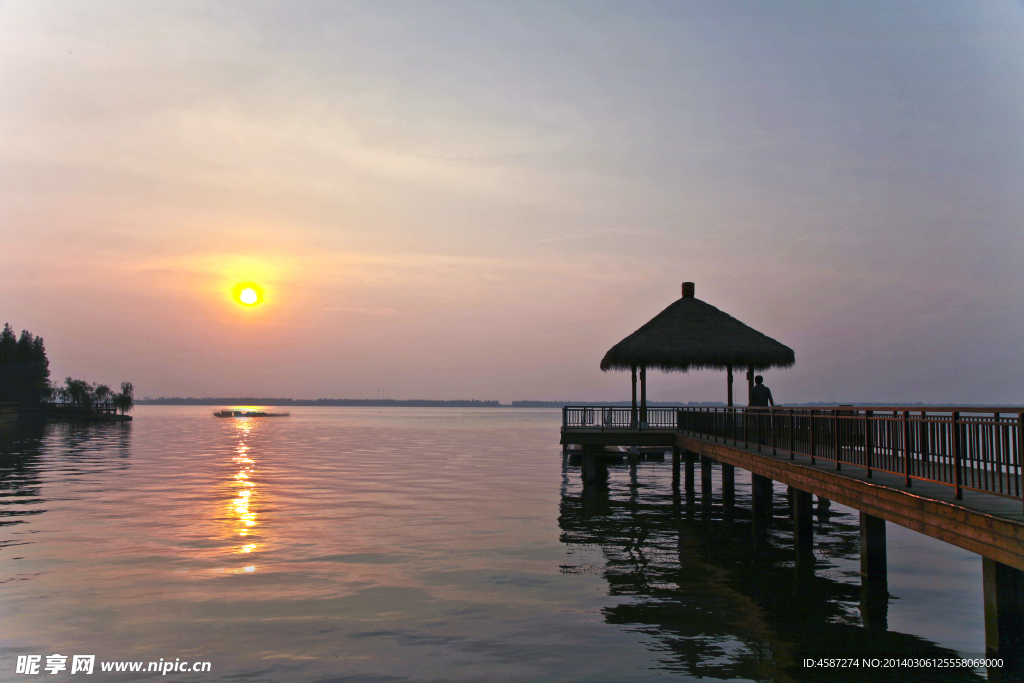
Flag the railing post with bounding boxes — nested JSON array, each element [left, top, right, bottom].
[[743, 408, 749, 449], [952, 411, 962, 499], [865, 409, 873, 478], [834, 409, 842, 471], [771, 408, 777, 456], [809, 409, 816, 464], [996, 411, 1005, 496], [789, 408, 795, 459], [902, 410, 911, 487], [920, 412, 929, 467], [1018, 412, 1023, 510]]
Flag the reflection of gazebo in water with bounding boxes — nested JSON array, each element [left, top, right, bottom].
[[600, 282, 795, 423]]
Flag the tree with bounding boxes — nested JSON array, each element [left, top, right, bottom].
[[30, 334, 50, 403], [114, 381, 134, 415], [0, 324, 16, 403], [0, 324, 50, 406], [94, 384, 112, 406], [64, 378, 94, 410]]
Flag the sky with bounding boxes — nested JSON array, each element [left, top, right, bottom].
[[2, 1, 1023, 404]]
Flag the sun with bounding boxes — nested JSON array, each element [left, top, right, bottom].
[[231, 282, 264, 307]]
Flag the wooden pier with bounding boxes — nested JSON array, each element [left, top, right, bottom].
[[15, 401, 132, 422], [561, 404, 1024, 669]]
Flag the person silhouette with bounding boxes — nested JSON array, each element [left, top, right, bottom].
[[749, 375, 774, 407], [749, 375, 774, 444]]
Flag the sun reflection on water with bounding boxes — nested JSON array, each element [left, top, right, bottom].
[[227, 417, 262, 569]]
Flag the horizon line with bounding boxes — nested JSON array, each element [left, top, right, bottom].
[[133, 397, 1024, 408]]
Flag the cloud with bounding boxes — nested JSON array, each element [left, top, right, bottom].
[[337, 307, 401, 316], [538, 227, 667, 243]]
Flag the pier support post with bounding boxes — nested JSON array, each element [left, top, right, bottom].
[[859, 514, 887, 630], [721, 463, 734, 512], [752, 474, 772, 520], [700, 456, 713, 492], [581, 448, 607, 486], [859, 513, 887, 591], [582, 447, 596, 484], [983, 558, 1024, 668], [792, 488, 813, 553], [859, 513, 888, 631], [684, 451, 695, 491], [752, 474, 772, 541], [671, 447, 681, 488], [721, 464, 734, 496]]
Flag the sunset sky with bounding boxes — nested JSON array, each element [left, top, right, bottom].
[[2, 1, 1023, 404]]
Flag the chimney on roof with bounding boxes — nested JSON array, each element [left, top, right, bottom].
[[682, 282, 695, 298]]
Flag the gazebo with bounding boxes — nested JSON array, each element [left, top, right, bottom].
[[600, 282, 795, 423]]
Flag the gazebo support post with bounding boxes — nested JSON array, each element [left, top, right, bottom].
[[630, 365, 638, 427], [727, 364, 733, 407], [640, 365, 647, 425], [747, 365, 754, 404]]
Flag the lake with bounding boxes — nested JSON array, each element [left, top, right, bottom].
[[0, 406, 989, 681]]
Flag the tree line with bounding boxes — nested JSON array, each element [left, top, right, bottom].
[[54, 378, 135, 415], [1, 323, 133, 414], [136, 397, 500, 407]]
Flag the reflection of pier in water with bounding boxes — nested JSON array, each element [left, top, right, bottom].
[[559, 459, 986, 682]]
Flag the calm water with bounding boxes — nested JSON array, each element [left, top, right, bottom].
[[0, 407, 988, 681]]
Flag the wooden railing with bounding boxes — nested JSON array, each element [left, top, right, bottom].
[[45, 401, 120, 415], [562, 405, 1024, 504]]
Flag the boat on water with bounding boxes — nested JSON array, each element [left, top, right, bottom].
[[213, 410, 290, 418]]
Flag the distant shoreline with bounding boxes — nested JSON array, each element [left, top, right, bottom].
[[134, 398, 1021, 408], [134, 398, 728, 408]]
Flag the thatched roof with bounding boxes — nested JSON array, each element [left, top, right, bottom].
[[600, 284, 795, 373]]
